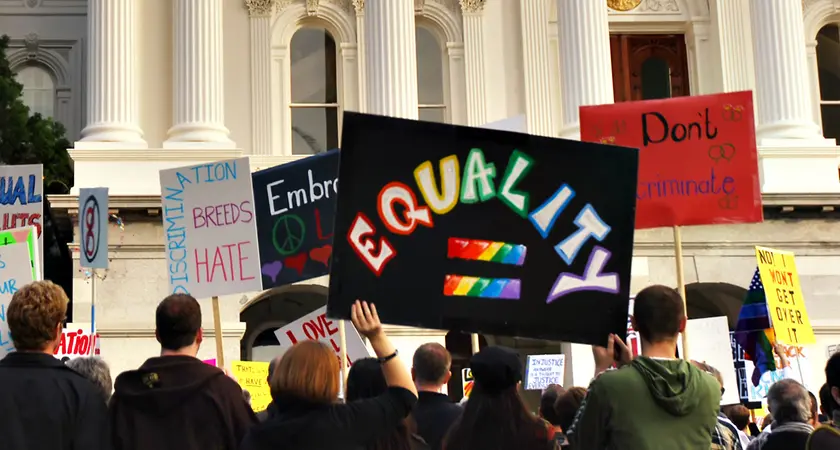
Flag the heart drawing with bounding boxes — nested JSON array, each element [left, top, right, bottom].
[[310, 245, 332, 267], [261, 261, 284, 283], [284, 253, 308, 276]]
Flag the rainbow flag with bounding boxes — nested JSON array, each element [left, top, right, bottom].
[[734, 267, 777, 386]]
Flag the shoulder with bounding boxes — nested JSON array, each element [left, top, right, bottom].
[[808, 425, 840, 447]]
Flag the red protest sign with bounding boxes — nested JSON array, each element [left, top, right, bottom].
[[580, 91, 762, 230]]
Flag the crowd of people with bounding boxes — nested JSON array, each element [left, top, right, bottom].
[[1, 280, 840, 449]]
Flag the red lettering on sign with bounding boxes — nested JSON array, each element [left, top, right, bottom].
[[194, 241, 255, 283]]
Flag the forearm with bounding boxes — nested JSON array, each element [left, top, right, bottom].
[[369, 334, 418, 397]]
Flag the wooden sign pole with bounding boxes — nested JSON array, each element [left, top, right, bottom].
[[339, 321, 348, 397], [90, 271, 97, 356], [470, 333, 480, 355], [673, 226, 689, 360], [212, 296, 225, 368]]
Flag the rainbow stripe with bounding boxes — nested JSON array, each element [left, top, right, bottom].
[[443, 275, 521, 300], [447, 238, 527, 266]]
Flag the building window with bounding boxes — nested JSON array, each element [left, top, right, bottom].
[[416, 26, 446, 123], [290, 27, 339, 155], [816, 24, 840, 140], [17, 65, 55, 118], [610, 35, 689, 102]]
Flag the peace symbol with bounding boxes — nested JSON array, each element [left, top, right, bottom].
[[272, 214, 306, 256]]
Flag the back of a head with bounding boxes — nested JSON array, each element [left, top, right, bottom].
[[271, 340, 339, 404], [809, 390, 819, 422], [819, 383, 835, 416], [554, 387, 587, 432], [155, 294, 201, 351], [66, 356, 113, 403], [826, 353, 840, 413], [267, 355, 281, 383], [346, 357, 387, 402], [690, 361, 724, 390], [8, 280, 67, 351], [723, 404, 751, 431], [633, 284, 685, 343], [767, 378, 811, 424], [412, 342, 451, 386], [539, 384, 565, 425]]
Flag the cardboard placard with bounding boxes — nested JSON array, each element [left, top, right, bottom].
[[78, 188, 110, 269], [54, 328, 100, 362], [231, 361, 271, 412], [685, 317, 740, 405], [251, 151, 339, 288], [0, 226, 39, 280], [755, 247, 813, 345], [0, 242, 36, 357], [159, 158, 262, 298], [0, 164, 43, 275], [327, 113, 638, 345], [524, 354, 565, 391], [462, 368, 474, 398], [274, 306, 369, 366], [580, 91, 762, 229]]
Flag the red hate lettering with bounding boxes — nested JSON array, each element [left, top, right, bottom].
[[315, 208, 333, 241], [194, 241, 255, 283], [347, 213, 396, 276], [376, 182, 433, 236], [318, 314, 338, 335]]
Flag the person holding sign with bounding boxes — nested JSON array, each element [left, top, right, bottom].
[[0, 281, 109, 450], [240, 301, 418, 450]]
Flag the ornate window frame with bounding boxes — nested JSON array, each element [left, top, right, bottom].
[[803, 0, 840, 134], [415, 1, 465, 124]]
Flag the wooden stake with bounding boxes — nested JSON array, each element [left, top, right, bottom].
[[90, 272, 97, 356], [673, 226, 689, 360], [470, 333, 480, 355], [339, 320, 348, 398], [212, 296, 225, 368]]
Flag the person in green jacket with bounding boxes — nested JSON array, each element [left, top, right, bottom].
[[567, 284, 722, 450]]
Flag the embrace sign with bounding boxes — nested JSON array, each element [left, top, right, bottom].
[[78, 188, 109, 269]]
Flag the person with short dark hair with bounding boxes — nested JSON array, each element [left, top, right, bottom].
[[818, 383, 833, 423], [554, 387, 586, 448], [67, 356, 113, 403], [807, 353, 840, 449], [567, 285, 721, 450], [411, 342, 461, 450], [109, 293, 257, 450], [808, 391, 819, 427], [539, 384, 566, 447], [723, 404, 754, 446], [747, 379, 813, 450], [0, 281, 109, 450]]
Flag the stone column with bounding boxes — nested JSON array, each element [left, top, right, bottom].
[[460, 0, 486, 126], [364, 0, 418, 118], [76, 0, 146, 148], [246, 0, 274, 155], [750, 0, 825, 143], [519, 0, 554, 136], [557, 0, 614, 140], [165, 0, 235, 148], [711, 0, 755, 93]]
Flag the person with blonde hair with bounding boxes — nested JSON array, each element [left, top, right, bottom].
[[0, 281, 109, 450], [240, 301, 419, 450]]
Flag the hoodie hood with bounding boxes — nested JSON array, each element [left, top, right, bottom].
[[630, 357, 708, 417], [113, 355, 225, 413]]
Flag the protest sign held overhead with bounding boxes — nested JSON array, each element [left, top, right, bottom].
[[251, 150, 339, 288], [231, 361, 271, 412], [524, 354, 565, 391], [159, 158, 262, 298], [580, 91, 762, 230], [54, 328, 100, 362], [0, 164, 43, 275], [327, 112, 638, 345], [0, 226, 40, 280], [274, 305, 369, 366], [684, 317, 739, 405], [755, 246, 814, 345], [78, 188, 110, 269], [0, 242, 36, 357]]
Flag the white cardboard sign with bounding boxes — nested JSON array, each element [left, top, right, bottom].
[[524, 354, 566, 390], [274, 306, 369, 366], [0, 164, 43, 277], [79, 188, 109, 269], [159, 158, 262, 298], [0, 242, 37, 358], [685, 316, 740, 405], [54, 328, 101, 361]]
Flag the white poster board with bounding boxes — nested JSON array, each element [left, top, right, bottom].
[[54, 328, 100, 361], [685, 316, 740, 405], [159, 158, 262, 298], [79, 188, 109, 269], [747, 344, 813, 401], [0, 164, 43, 277], [480, 115, 527, 133], [274, 306, 369, 365], [0, 242, 36, 358], [524, 354, 566, 390]]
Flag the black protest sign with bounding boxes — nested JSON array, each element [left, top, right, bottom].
[[251, 150, 339, 288], [326, 112, 639, 345]]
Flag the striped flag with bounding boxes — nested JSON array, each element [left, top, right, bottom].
[[734, 267, 778, 386]]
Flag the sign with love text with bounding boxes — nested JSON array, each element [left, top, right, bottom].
[[274, 306, 369, 366], [252, 151, 339, 288], [159, 158, 262, 299], [327, 113, 639, 345], [0, 242, 36, 357], [755, 246, 814, 345], [580, 91, 762, 229], [0, 164, 43, 275]]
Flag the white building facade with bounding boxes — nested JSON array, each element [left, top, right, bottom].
[[4, 0, 840, 397]]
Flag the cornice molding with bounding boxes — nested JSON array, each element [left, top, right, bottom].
[[68, 149, 243, 162], [97, 324, 247, 339]]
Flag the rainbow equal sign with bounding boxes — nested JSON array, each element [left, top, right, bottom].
[[447, 237, 527, 266], [444, 275, 521, 300]]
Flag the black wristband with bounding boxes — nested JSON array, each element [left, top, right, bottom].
[[377, 350, 398, 364]]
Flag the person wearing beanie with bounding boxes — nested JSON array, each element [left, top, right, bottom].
[[442, 346, 556, 450]]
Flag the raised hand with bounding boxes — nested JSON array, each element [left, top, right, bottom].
[[350, 300, 384, 340]]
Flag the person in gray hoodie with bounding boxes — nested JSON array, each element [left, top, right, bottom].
[[566, 284, 721, 450]]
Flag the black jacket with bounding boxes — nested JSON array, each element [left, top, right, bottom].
[[413, 392, 462, 450], [109, 355, 257, 450], [0, 351, 110, 450], [240, 387, 418, 450]]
